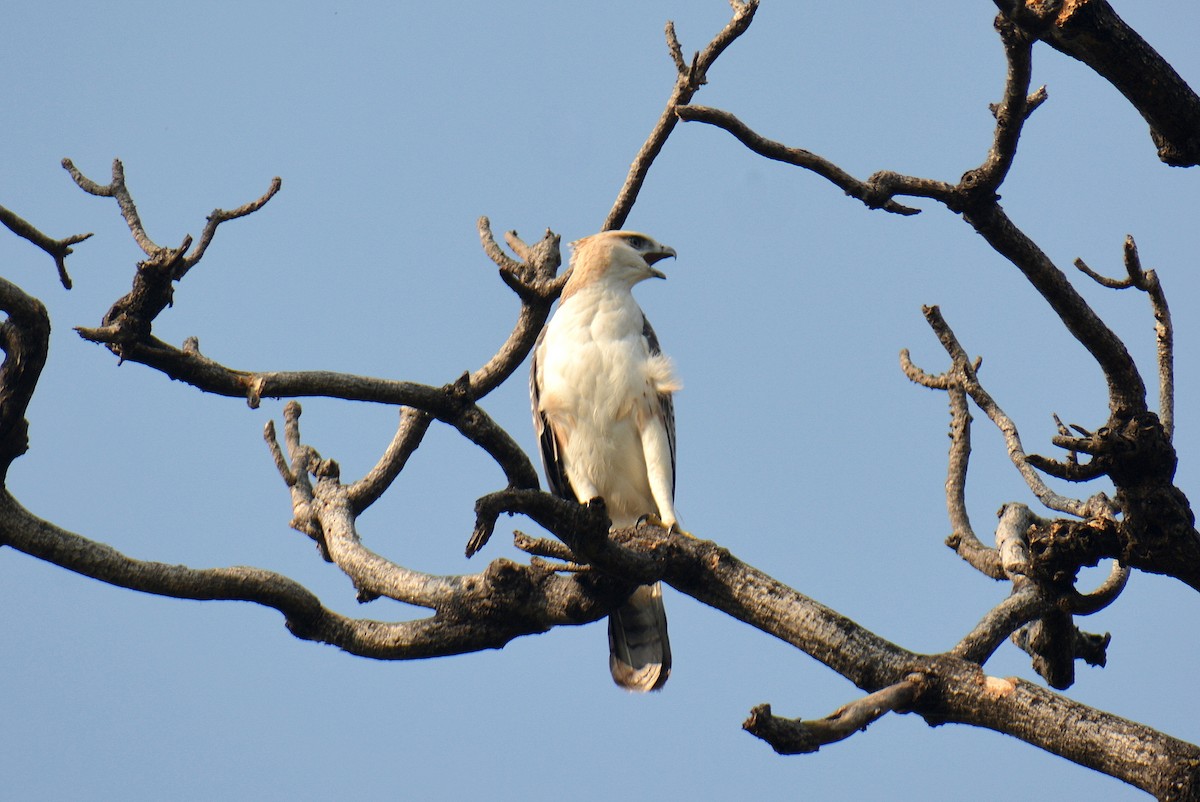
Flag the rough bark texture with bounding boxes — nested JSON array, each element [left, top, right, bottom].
[[994, 0, 1200, 166], [2, 2, 1200, 797]]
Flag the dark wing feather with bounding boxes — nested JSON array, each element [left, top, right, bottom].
[[642, 314, 677, 498], [530, 328, 576, 501]]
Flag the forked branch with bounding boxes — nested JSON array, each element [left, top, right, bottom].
[[994, 0, 1200, 166], [0, 204, 92, 289], [603, 0, 758, 231], [1075, 235, 1174, 440]]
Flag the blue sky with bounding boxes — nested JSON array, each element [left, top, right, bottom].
[[2, 2, 1198, 799]]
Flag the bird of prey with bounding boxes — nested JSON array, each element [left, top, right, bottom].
[[530, 230, 681, 691]]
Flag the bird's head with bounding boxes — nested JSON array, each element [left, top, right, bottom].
[[563, 231, 677, 296]]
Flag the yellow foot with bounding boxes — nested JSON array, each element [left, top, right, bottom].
[[637, 513, 695, 538]]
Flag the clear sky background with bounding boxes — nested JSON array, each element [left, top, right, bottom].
[[2, 2, 1198, 800]]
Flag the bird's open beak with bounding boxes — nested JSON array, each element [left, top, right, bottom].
[[644, 246, 676, 279]]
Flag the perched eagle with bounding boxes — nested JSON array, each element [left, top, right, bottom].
[[530, 230, 681, 691]]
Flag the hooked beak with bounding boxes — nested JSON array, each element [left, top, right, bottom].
[[644, 246, 676, 279]]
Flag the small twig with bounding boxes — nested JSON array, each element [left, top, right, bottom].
[[0, 204, 92, 289], [603, 0, 758, 231], [470, 220, 564, 398], [898, 349, 954, 390], [665, 21, 687, 74], [1074, 236, 1173, 440], [477, 217, 525, 276], [743, 675, 925, 755], [528, 556, 590, 573], [263, 419, 296, 487]]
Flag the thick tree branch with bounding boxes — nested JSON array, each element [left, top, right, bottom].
[[994, 0, 1200, 166], [0, 485, 625, 659], [0, 279, 50, 481], [960, 204, 1147, 416]]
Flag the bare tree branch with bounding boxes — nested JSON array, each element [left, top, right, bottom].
[[603, 0, 758, 231], [0, 204, 92, 289], [348, 407, 433, 514], [675, 106, 921, 215], [679, 17, 1150, 417], [1075, 235, 1175, 440], [744, 676, 926, 754], [994, 0, 1200, 166], [0, 6, 1197, 796], [183, 176, 282, 274], [64, 168, 561, 491], [920, 306, 1092, 518], [62, 158, 163, 255], [952, 587, 1048, 664], [901, 348, 1004, 579], [0, 278, 49, 481], [469, 220, 563, 397]]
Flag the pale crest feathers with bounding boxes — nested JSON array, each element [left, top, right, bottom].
[[560, 230, 677, 301]]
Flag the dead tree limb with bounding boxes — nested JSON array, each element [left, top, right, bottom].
[[603, 0, 758, 231], [993, 0, 1200, 166]]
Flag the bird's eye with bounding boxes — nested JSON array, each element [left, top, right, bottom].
[[625, 235, 648, 250]]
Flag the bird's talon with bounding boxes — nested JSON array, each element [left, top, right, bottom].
[[636, 514, 693, 538]]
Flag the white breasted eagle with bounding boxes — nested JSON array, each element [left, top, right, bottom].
[[530, 230, 681, 691]]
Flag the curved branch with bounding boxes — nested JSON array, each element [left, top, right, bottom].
[[962, 204, 1147, 415], [1067, 560, 1130, 615], [952, 587, 1049, 664], [744, 675, 925, 754], [348, 407, 433, 514], [676, 22, 1148, 417], [901, 348, 1005, 579], [0, 279, 50, 481], [963, 17, 1035, 198], [676, 106, 921, 215], [73, 333, 540, 492]]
